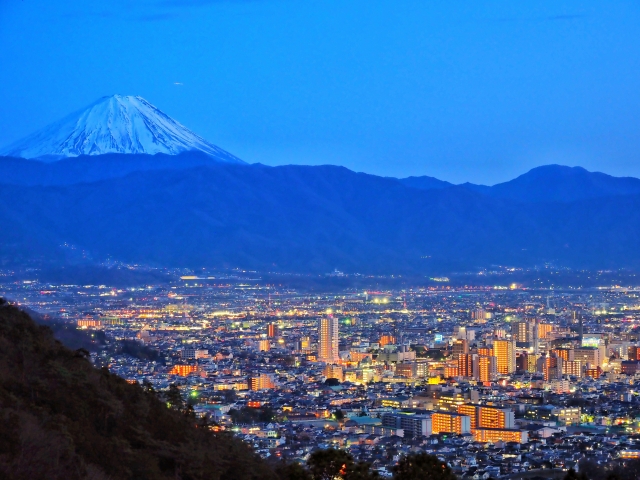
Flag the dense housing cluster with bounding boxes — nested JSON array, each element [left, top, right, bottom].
[[4, 270, 640, 478]]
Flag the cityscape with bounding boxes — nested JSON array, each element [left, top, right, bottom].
[[4, 268, 640, 478], [3, 1, 640, 479]]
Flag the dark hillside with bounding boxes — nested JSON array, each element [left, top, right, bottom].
[[0, 299, 277, 480]]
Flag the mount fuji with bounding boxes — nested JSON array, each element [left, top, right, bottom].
[[0, 95, 244, 163]]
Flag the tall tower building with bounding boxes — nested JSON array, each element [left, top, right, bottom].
[[493, 340, 516, 374], [318, 315, 339, 363], [267, 323, 279, 338]]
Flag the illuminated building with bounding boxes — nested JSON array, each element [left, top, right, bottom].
[[395, 362, 417, 378], [323, 364, 344, 382], [551, 407, 581, 425], [267, 323, 279, 338], [538, 323, 553, 339], [444, 365, 459, 378], [477, 356, 497, 382], [493, 340, 516, 374], [478, 407, 515, 429], [562, 360, 582, 377], [452, 339, 468, 359], [458, 405, 514, 431], [258, 339, 271, 352], [574, 347, 602, 368], [300, 336, 312, 354], [472, 308, 487, 322], [318, 315, 339, 363], [477, 347, 492, 357], [628, 346, 640, 361], [542, 355, 563, 381], [585, 367, 602, 379], [431, 412, 471, 435], [550, 348, 573, 362], [436, 392, 467, 412], [182, 348, 209, 359], [458, 353, 477, 378], [514, 320, 534, 343], [169, 364, 198, 376], [381, 413, 432, 437], [379, 335, 396, 347], [457, 404, 478, 430], [473, 429, 528, 444], [77, 319, 102, 328], [621, 361, 640, 375], [527, 353, 539, 373], [249, 373, 276, 391]]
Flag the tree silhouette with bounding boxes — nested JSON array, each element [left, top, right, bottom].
[[392, 453, 456, 480]]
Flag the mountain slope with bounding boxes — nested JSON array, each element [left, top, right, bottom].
[[397, 175, 453, 191], [1, 162, 639, 273], [0, 299, 276, 480], [0, 151, 234, 186], [0, 95, 244, 163], [485, 165, 640, 203]]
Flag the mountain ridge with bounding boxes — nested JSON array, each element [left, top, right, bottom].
[[1, 160, 640, 274], [0, 95, 244, 164]]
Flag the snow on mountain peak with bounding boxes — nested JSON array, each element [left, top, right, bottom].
[[0, 95, 245, 163]]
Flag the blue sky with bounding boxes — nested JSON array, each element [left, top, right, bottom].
[[1, 0, 639, 184]]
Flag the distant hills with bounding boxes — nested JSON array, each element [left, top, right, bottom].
[[401, 165, 640, 202], [2, 95, 639, 275], [1, 152, 640, 274]]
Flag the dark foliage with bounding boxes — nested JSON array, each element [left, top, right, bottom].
[[392, 453, 456, 480], [567, 458, 640, 480], [306, 448, 378, 480], [229, 405, 275, 424], [0, 301, 278, 480]]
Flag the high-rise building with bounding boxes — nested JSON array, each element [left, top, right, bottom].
[[538, 323, 553, 339], [514, 320, 534, 344], [323, 364, 344, 382], [542, 355, 563, 381], [258, 339, 271, 352], [267, 323, 279, 338], [381, 413, 432, 437], [458, 353, 477, 378], [396, 362, 417, 378], [458, 405, 515, 431], [493, 340, 516, 374], [318, 315, 339, 363], [562, 360, 582, 377], [478, 407, 515, 429], [431, 412, 471, 435], [249, 373, 276, 391], [477, 355, 497, 382], [379, 335, 396, 347], [457, 404, 479, 430], [574, 347, 601, 368], [452, 339, 469, 359]]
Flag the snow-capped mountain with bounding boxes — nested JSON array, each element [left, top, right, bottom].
[[0, 95, 245, 163]]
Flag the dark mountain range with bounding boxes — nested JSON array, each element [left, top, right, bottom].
[[397, 175, 453, 191], [1, 154, 640, 273], [0, 151, 229, 186], [400, 165, 640, 203]]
